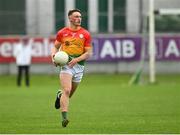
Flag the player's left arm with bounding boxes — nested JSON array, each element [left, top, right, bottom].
[[68, 46, 92, 68]]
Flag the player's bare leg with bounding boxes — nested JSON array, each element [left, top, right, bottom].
[[55, 79, 79, 109], [69, 82, 79, 98], [59, 73, 72, 127]]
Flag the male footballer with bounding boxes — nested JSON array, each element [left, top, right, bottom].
[[51, 9, 92, 127]]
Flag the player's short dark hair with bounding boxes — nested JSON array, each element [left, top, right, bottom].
[[68, 9, 81, 16]]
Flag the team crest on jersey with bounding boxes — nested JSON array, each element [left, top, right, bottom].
[[79, 34, 84, 38], [65, 41, 70, 46]]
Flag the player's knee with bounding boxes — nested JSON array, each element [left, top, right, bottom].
[[63, 88, 71, 96]]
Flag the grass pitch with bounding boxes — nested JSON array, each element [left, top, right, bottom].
[[0, 73, 180, 134]]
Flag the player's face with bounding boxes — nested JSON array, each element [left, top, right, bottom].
[[69, 12, 82, 26]]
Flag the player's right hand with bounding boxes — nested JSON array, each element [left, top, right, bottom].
[[51, 54, 58, 67]]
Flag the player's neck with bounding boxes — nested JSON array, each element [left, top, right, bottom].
[[69, 25, 81, 31]]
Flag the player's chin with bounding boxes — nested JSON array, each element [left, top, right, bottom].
[[76, 22, 81, 26]]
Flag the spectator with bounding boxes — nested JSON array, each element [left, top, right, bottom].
[[13, 37, 33, 87]]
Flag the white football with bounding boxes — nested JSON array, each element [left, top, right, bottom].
[[53, 51, 69, 66]]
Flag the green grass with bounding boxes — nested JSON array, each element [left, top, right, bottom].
[[0, 73, 180, 133]]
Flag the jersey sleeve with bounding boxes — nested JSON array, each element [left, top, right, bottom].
[[56, 30, 63, 42], [84, 32, 92, 47]]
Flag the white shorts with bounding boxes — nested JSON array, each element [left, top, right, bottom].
[[60, 64, 85, 83]]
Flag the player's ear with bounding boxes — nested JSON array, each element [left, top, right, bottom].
[[69, 16, 73, 22]]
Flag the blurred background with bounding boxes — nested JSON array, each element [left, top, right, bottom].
[[0, 0, 180, 77], [0, 0, 180, 133]]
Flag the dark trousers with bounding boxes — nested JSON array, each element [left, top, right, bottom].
[[17, 65, 30, 87]]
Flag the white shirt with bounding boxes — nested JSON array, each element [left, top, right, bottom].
[[14, 40, 32, 66]]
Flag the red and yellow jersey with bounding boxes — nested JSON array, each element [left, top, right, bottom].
[[56, 27, 91, 56]]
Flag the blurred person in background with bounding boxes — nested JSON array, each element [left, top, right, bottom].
[[51, 9, 92, 127], [13, 37, 33, 87]]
